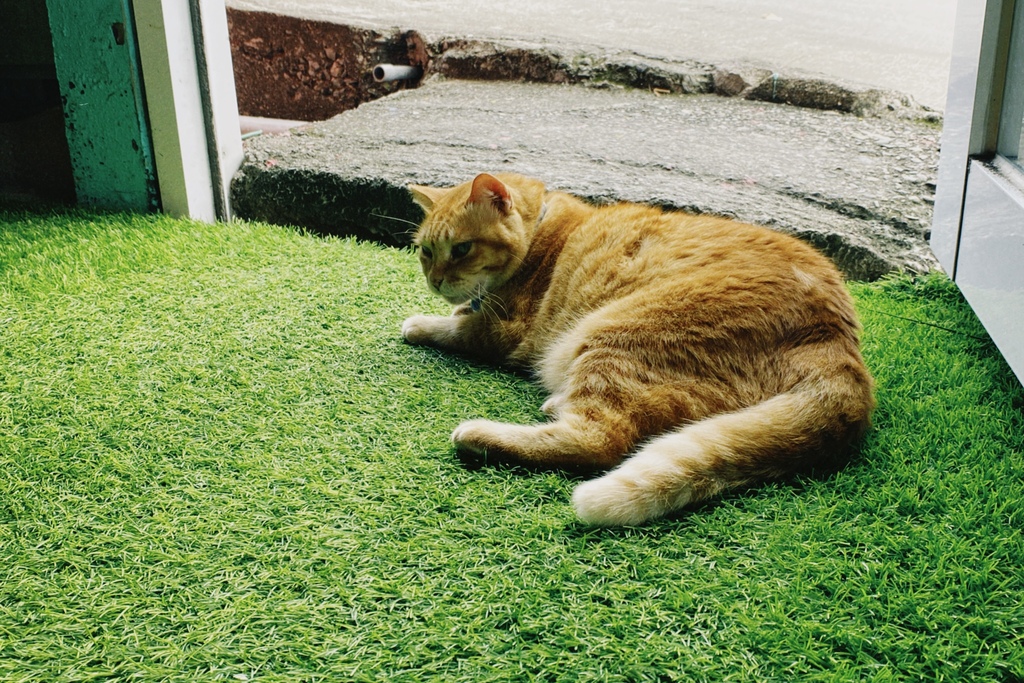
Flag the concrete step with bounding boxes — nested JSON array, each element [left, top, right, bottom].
[[231, 78, 940, 280]]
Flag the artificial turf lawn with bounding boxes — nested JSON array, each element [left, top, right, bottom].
[[0, 208, 1022, 682]]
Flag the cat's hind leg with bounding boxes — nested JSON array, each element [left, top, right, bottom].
[[451, 412, 631, 470], [571, 377, 872, 525], [454, 335, 686, 469]]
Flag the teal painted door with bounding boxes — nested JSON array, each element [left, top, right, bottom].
[[46, 0, 158, 211]]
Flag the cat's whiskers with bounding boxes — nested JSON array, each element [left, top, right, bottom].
[[467, 281, 493, 317], [479, 289, 511, 320], [504, 250, 526, 269], [370, 213, 422, 238]]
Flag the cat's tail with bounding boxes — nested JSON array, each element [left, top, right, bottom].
[[571, 378, 872, 526]]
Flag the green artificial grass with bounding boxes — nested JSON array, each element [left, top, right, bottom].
[[0, 208, 1022, 682]]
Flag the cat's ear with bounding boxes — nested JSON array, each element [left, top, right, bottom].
[[409, 184, 445, 212], [468, 173, 513, 215]]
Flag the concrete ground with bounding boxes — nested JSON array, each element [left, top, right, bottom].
[[227, 0, 957, 111]]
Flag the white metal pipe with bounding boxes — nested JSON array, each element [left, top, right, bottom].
[[372, 64, 422, 83]]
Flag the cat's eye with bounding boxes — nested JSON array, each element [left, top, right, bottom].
[[419, 245, 433, 259], [451, 242, 472, 259]]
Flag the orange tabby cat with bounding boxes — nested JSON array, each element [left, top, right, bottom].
[[403, 172, 874, 525]]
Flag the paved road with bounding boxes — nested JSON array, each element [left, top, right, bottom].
[[228, 0, 957, 110]]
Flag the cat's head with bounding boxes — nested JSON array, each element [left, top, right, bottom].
[[408, 173, 544, 305]]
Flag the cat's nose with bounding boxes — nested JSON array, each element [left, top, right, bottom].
[[430, 275, 444, 291]]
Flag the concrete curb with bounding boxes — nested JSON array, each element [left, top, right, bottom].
[[226, 8, 942, 124], [425, 36, 940, 121]]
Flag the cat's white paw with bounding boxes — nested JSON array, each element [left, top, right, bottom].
[[402, 315, 440, 345], [572, 473, 659, 527], [451, 418, 501, 455]]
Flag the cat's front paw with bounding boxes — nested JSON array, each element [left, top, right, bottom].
[[402, 315, 447, 346], [451, 419, 497, 456]]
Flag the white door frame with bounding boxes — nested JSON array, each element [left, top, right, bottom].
[[132, 0, 242, 221]]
